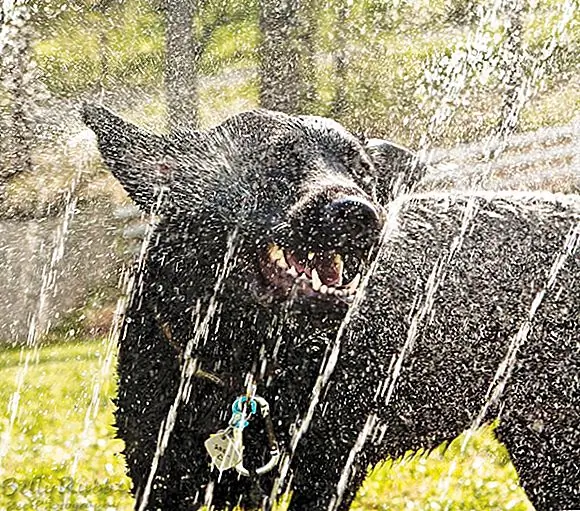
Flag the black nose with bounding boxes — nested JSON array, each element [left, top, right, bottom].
[[293, 194, 383, 253], [324, 196, 382, 240]]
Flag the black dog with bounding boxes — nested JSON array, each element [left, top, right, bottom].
[[84, 106, 579, 511]]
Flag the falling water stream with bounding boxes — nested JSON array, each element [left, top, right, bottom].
[[0, 135, 82, 469]]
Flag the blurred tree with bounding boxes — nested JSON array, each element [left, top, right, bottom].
[[0, 0, 35, 180], [163, 0, 199, 130], [258, 0, 316, 114], [496, 0, 526, 142], [92, 0, 117, 98], [445, 0, 479, 25], [330, 1, 349, 119], [163, 0, 256, 129]]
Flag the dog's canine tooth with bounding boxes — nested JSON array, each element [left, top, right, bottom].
[[308, 252, 315, 261], [348, 273, 361, 291], [287, 266, 299, 278], [276, 257, 289, 269], [269, 243, 284, 262], [311, 269, 322, 291], [334, 254, 344, 286]]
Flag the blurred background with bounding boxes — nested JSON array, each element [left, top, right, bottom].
[[0, 0, 578, 509], [2, 0, 578, 140], [1, 0, 578, 342]]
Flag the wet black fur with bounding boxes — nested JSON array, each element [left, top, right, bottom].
[[84, 106, 579, 511]]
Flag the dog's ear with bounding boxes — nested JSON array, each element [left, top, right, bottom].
[[83, 104, 178, 210], [365, 139, 427, 203]]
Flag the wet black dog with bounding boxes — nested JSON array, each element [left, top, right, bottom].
[[84, 106, 579, 511]]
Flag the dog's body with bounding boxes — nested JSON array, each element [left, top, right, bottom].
[[358, 192, 579, 511], [85, 106, 579, 511]]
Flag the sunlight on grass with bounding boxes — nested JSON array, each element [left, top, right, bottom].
[[354, 428, 531, 511], [0, 341, 132, 510], [0, 341, 532, 510]]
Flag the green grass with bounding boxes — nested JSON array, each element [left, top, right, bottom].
[[0, 340, 532, 510], [0, 341, 132, 510]]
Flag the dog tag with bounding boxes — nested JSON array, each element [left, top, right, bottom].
[[205, 427, 243, 472]]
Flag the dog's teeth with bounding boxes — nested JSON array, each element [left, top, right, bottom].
[[335, 254, 344, 286], [349, 273, 361, 291], [320, 284, 328, 294], [327, 286, 335, 295], [298, 274, 308, 281], [333, 288, 343, 297], [311, 269, 322, 291], [287, 266, 298, 278], [308, 252, 315, 261], [276, 256, 289, 269]]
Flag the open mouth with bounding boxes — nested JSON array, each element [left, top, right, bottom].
[[261, 243, 363, 304]]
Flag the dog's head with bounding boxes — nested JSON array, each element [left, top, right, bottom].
[[84, 106, 426, 313]]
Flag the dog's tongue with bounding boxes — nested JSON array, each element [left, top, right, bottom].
[[286, 251, 342, 286], [313, 253, 342, 286]]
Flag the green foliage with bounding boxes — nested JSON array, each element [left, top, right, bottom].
[[30, 0, 579, 143], [329, 30, 453, 145], [354, 429, 531, 510], [34, 0, 259, 95], [199, 77, 260, 126], [202, 21, 260, 73], [35, 0, 165, 94], [0, 341, 533, 510]]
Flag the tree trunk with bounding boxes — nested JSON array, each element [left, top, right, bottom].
[[0, 0, 34, 180], [259, 0, 315, 114], [330, 2, 348, 119], [497, 0, 526, 141], [164, 0, 200, 130], [93, 0, 114, 99]]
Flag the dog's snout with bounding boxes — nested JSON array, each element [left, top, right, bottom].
[[324, 196, 382, 240], [292, 193, 383, 253]]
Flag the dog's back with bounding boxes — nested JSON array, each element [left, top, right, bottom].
[[344, 191, 579, 510]]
